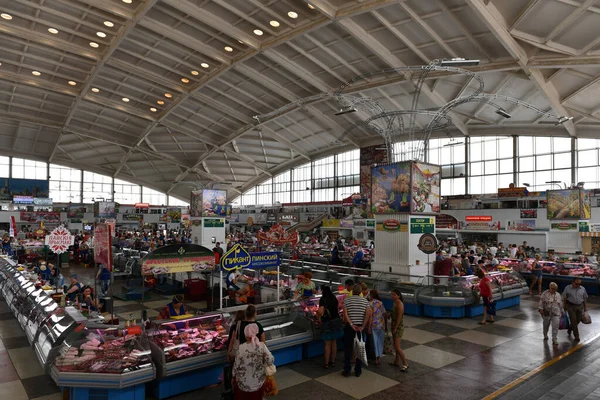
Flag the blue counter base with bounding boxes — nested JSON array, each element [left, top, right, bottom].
[[148, 365, 223, 400], [466, 296, 521, 317], [70, 384, 145, 400], [272, 344, 303, 366], [382, 298, 423, 316], [423, 304, 465, 318]]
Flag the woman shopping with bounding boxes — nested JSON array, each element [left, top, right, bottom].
[[538, 282, 563, 346], [316, 286, 343, 368], [232, 323, 275, 400], [477, 269, 496, 324], [389, 289, 408, 371], [529, 254, 543, 296], [369, 290, 386, 365]]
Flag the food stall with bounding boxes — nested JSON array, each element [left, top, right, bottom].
[[514, 257, 600, 295], [295, 293, 346, 358]]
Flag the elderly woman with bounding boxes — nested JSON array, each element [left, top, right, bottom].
[[232, 323, 275, 400], [539, 282, 563, 346]]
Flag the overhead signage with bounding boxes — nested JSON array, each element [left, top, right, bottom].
[[45, 225, 75, 254], [33, 197, 53, 206], [383, 219, 400, 232], [204, 218, 225, 228], [142, 244, 214, 275], [465, 216, 492, 222], [249, 252, 281, 269], [460, 221, 501, 231], [221, 244, 281, 271], [123, 213, 143, 221], [135, 203, 150, 209], [410, 217, 435, 234], [498, 187, 528, 198], [551, 222, 578, 231], [520, 209, 537, 219], [417, 233, 438, 254], [13, 195, 33, 204], [94, 223, 112, 271]]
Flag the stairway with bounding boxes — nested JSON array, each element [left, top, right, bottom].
[[286, 213, 329, 233]]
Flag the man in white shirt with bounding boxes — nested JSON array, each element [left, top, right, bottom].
[[510, 245, 518, 258], [489, 244, 498, 257], [562, 278, 588, 341]]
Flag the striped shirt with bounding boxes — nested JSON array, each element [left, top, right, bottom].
[[344, 296, 369, 326]]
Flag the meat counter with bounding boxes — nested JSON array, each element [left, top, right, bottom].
[[295, 293, 346, 340], [33, 306, 81, 373]]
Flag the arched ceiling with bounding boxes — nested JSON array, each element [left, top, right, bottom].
[[0, 0, 599, 201]]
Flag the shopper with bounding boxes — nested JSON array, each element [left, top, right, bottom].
[[342, 284, 371, 377], [240, 305, 266, 344], [227, 310, 246, 363], [294, 271, 316, 299], [369, 290, 386, 365], [361, 282, 370, 299], [340, 279, 355, 296], [563, 277, 588, 341], [213, 242, 224, 264], [65, 274, 83, 302], [232, 323, 275, 400], [510, 244, 518, 258], [95, 263, 111, 297], [461, 253, 473, 275], [529, 254, 543, 296], [477, 269, 495, 324], [538, 282, 563, 345], [317, 286, 343, 368], [389, 289, 408, 371]]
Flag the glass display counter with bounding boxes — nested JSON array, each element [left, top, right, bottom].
[[34, 307, 79, 373]]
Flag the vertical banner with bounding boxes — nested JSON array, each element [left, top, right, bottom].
[[9, 216, 16, 238], [94, 223, 113, 271]]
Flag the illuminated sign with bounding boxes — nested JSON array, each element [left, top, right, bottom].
[[465, 216, 492, 222]]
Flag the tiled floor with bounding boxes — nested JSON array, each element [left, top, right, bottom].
[[2, 262, 600, 400]]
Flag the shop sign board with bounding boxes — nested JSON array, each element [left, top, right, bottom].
[[465, 216, 492, 222], [550, 222, 578, 231], [45, 225, 74, 254], [459, 221, 501, 230], [94, 223, 112, 271], [579, 221, 590, 232], [410, 217, 435, 234], [382, 219, 400, 232], [13, 195, 33, 204], [123, 213, 143, 221], [249, 252, 281, 269], [135, 203, 150, 208], [33, 198, 52, 206], [340, 219, 354, 228], [322, 219, 341, 228], [520, 209, 537, 219], [142, 244, 214, 275], [506, 220, 536, 231], [220, 243, 281, 271], [204, 218, 225, 228], [417, 233, 438, 254], [436, 214, 458, 229]]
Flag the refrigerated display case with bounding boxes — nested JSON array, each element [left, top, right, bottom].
[[25, 294, 59, 344], [50, 323, 155, 389], [33, 307, 80, 372]]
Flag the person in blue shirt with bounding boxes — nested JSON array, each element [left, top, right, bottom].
[[65, 275, 83, 301], [158, 295, 187, 319], [352, 248, 364, 269], [331, 244, 342, 265], [96, 263, 111, 297], [38, 261, 52, 281]]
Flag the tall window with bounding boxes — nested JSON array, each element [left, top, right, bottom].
[[0, 157, 9, 178], [49, 164, 81, 203], [313, 156, 335, 190], [113, 178, 141, 204], [577, 138, 600, 187], [256, 179, 273, 205], [12, 158, 46, 179], [292, 162, 311, 203], [168, 195, 189, 207], [469, 136, 513, 194], [394, 140, 423, 161], [241, 187, 256, 206], [428, 138, 466, 195], [142, 186, 167, 206], [518, 137, 572, 191], [83, 172, 112, 203], [336, 150, 359, 187], [273, 171, 291, 204]]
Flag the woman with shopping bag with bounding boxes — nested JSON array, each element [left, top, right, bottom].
[[369, 290, 386, 365], [232, 323, 275, 400], [538, 282, 563, 346], [342, 284, 371, 377], [389, 289, 408, 372]]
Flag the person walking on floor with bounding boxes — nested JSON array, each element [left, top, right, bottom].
[[477, 269, 496, 324], [342, 284, 371, 377], [369, 289, 386, 365], [529, 254, 543, 296], [563, 277, 588, 341], [389, 289, 408, 371], [232, 323, 275, 400], [316, 285, 344, 368], [538, 282, 563, 346]]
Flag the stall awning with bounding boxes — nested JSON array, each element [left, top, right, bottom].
[[579, 232, 600, 237]]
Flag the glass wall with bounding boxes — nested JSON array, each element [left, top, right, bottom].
[[518, 136, 572, 191], [13, 158, 47, 179], [142, 187, 167, 206], [114, 178, 141, 204], [82, 172, 113, 203], [49, 164, 81, 203], [469, 136, 514, 195]]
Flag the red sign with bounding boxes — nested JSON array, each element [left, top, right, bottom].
[[135, 203, 150, 208], [45, 226, 74, 254], [465, 216, 492, 222], [383, 219, 400, 231], [94, 224, 113, 272]]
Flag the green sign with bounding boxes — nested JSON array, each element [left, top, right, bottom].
[[410, 217, 435, 234], [579, 221, 590, 232], [204, 218, 225, 228], [366, 220, 375, 227]]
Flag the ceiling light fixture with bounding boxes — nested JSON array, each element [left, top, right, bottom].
[[122, 97, 130, 102], [556, 116, 574, 125], [104, 21, 114, 28], [181, 77, 189, 83], [308, 3, 315, 9], [495, 109, 511, 119], [96, 31, 106, 38], [334, 106, 356, 116], [150, 107, 157, 112], [224, 46, 233, 52], [68, 81, 77, 86], [31, 71, 41, 76], [288, 11, 298, 18], [48, 28, 59, 34], [200, 63, 209, 68], [157, 100, 164, 105], [122, 0, 132, 3], [164, 93, 172, 98], [440, 58, 480, 67], [91, 88, 100, 93], [270, 20, 280, 27], [191, 70, 199, 75], [253, 29, 263, 36], [1, 13, 12, 20], [89, 42, 99, 48]]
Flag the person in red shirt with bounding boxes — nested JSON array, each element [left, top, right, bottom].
[[477, 269, 496, 324]]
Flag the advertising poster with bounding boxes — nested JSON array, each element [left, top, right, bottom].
[[582, 190, 591, 220], [436, 214, 458, 229], [551, 222, 578, 231], [202, 189, 227, 217], [20, 211, 60, 223], [506, 220, 536, 231], [371, 162, 411, 214], [411, 162, 440, 214], [94, 223, 112, 271], [141, 244, 215, 275], [520, 209, 537, 219], [204, 219, 225, 228], [190, 190, 202, 217], [95, 201, 116, 218], [459, 221, 501, 230], [360, 145, 389, 212], [68, 206, 86, 218], [547, 190, 581, 220], [165, 207, 181, 223], [0, 178, 49, 200]]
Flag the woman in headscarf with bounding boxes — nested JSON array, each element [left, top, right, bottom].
[[232, 323, 275, 400]]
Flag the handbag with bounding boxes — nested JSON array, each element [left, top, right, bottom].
[[353, 332, 369, 366], [383, 330, 394, 355], [582, 312, 592, 324], [263, 375, 278, 397], [559, 312, 570, 330]]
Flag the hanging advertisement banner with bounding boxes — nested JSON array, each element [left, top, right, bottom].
[[550, 222, 578, 231], [45, 226, 74, 254], [67, 207, 86, 219], [506, 220, 536, 231], [220, 243, 281, 271], [371, 162, 411, 214], [202, 189, 227, 217], [141, 244, 214, 275], [9, 216, 16, 238], [20, 211, 60, 223], [95, 201, 116, 218], [94, 223, 112, 272], [520, 209, 537, 219], [204, 219, 225, 228]]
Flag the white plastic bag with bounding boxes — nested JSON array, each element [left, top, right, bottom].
[[582, 312, 592, 324], [353, 332, 368, 366]]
